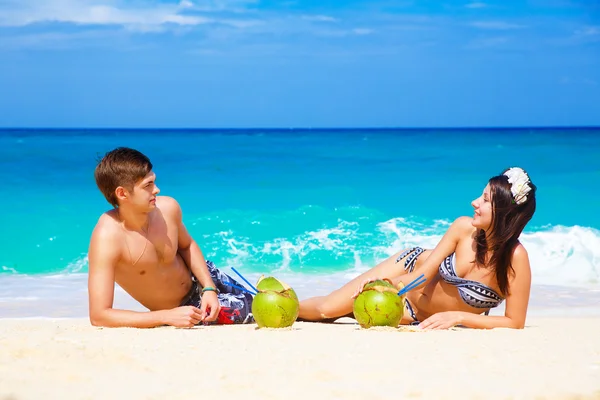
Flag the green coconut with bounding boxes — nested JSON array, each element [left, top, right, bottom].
[[352, 279, 404, 329], [251, 275, 299, 328]]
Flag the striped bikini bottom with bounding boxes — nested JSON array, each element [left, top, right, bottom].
[[395, 247, 425, 325]]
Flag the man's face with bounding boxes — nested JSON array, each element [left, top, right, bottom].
[[125, 171, 160, 211]]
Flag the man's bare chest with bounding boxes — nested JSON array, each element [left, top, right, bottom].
[[121, 223, 178, 267]]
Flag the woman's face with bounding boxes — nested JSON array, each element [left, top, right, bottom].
[[471, 184, 493, 230]]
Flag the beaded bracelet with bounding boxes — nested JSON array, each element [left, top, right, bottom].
[[201, 286, 219, 295]]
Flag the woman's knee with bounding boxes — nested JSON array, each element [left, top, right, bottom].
[[315, 297, 351, 320]]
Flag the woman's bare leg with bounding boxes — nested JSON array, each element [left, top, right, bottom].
[[298, 249, 415, 322]]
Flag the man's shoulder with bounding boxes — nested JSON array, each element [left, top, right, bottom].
[[88, 211, 122, 272], [156, 195, 179, 207], [91, 210, 122, 243], [156, 196, 182, 215]]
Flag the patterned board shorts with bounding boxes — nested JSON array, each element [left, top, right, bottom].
[[180, 260, 255, 325]]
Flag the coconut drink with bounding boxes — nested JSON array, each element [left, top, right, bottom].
[[352, 279, 404, 329], [251, 275, 299, 328]]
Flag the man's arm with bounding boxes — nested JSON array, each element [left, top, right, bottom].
[[173, 199, 221, 321], [88, 219, 201, 328], [177, 227, 216, 291]]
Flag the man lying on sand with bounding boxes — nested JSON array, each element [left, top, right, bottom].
[[88, 147, 254, 328]]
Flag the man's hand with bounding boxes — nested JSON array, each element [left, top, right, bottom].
[[200, 291, 221, 322], [418, 311, 463, 330], [164, 306, 204, 328]]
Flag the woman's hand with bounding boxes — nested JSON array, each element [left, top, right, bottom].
[[418, 311, 464, 330], [351, 278, 378, 299]]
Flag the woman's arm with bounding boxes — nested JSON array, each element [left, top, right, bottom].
[[419, 310, 525, 330], [419, 244, 532, 330], [390, 216, 473, 290], [499, 244, 532, 329]]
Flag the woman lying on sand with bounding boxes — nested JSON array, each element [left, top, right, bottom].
[[299, 167, 537, 330]]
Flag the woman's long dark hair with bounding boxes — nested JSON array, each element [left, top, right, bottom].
[[474, 168, 537, 296]]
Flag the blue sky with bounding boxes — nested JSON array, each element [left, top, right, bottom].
[[0, 0, 598, 128]]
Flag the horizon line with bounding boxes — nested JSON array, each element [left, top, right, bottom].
[[1, 125, 599, 131]]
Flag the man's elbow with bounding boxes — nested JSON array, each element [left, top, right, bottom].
[[177, 241, 193, 254], [89, 310, 112, 327]]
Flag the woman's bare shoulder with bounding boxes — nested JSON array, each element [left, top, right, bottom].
[[512, 242, 530, 265], [451, 216, 478, 235]]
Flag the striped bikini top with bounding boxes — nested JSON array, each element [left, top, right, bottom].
[[438, 253, 504, 309]]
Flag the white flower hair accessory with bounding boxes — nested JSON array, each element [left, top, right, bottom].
[[504, 167, 532, 205]]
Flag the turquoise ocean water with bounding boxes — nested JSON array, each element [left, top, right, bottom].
[[1, 128, 600, 317]]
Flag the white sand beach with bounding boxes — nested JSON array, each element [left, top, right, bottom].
[[1, 317, 599, 400]]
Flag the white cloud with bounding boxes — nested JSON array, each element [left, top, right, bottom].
[[574, 26, 600, 36], [309, 26, 375, 38], [352, 28, 372, 35], [465, 2, 487, 8], [470, 21, 525, 30], [0, 1, 200, 28], [0, 0, 258, 30], [560, 77, 598, 86], [179, 0, 195, 8], [302, 15, 338, 23], [465, 36, 508, 49], [0, 29, 127, 49], [217, 18, 262, 29]]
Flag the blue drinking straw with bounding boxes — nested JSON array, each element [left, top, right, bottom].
[[221, 280, 257, 295], [231, 267, 260, 294], [398, 273, 426, 296]]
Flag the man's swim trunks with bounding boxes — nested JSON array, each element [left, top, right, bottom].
[[180, 260, 255, 325]]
